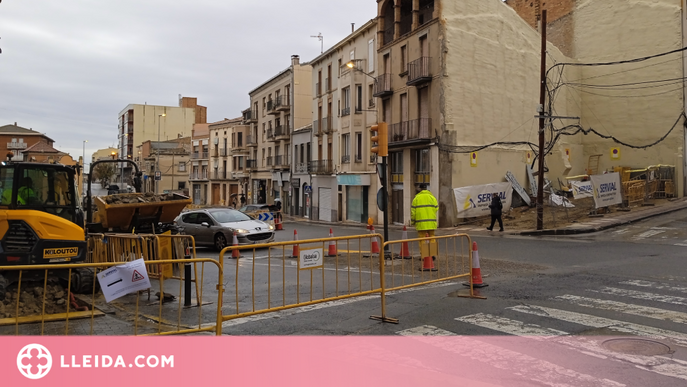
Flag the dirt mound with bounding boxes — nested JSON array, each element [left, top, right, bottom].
[[0, 282, 83, 318], [104, 193, 178, 205]]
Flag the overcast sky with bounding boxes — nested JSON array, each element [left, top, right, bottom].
[[0, 0, 377, 164]]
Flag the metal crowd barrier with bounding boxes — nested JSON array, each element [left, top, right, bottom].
[[371, 234, 482, 323], [219, 234, 384, 322], [0, 258, 223, 336]]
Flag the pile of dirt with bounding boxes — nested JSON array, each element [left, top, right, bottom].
[[461, 197, 674, 231], [104, 192, 179, 205], [1, 282, 79, 318]]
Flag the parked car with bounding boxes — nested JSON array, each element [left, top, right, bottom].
[[107, 184, 121, 195], [238, 203, 278, 214], [175, 208, 275, 250]]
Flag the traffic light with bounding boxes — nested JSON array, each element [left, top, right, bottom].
[[370, 122, 388, 157]]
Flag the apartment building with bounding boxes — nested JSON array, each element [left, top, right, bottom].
[[138, 137, 191, 195], [309, 20, 380, 223], [0, 123, 56, 162], [246, 55, 312, 206], [189, 123, 210, 205], [117, 97, 205, 186], [208, 117, 249, 206]]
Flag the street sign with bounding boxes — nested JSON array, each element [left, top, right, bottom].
[[154, 171, 161, 181], [376, 188, 387, 212], [304, 185, 312, 194], [257, 212, 274, 222]]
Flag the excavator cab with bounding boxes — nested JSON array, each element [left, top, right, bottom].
[[0, 161, 91, 299]]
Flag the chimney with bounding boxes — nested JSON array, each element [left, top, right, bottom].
[[291, 55, 300, 66], [351, 23, 355, 33]]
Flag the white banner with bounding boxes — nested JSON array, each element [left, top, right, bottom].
[[590, 172, 622, 208], [453, 182, 513, 219], [97, 259, 151, 303], [570, 180, 593, 199]]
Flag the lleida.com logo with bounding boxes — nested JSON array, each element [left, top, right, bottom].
[[17, 343, 175, 379], [17, 344, 53, 380]]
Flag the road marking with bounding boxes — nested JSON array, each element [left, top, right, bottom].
[[556, 295, 687, 325], [620, 280, 687, 294], [456, 313, 687, 381], [397, 325, 625, 387], [673, 244, 687, 247], [509, 304, 687, 347], [590, 287, 687, 307], [209, 281, 459, 329], [634, 229, 665, 239]]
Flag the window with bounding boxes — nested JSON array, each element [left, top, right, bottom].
[[415, 148, 430, 173], [262, 97, 266, 116], [350, 50, 355, 60], [178, 162, 186, 172], [368, 85, 374, 107], [400, 45, 407, 73], [342, 87, 350, 115], [368, 39, 375, 73], [355, 132, 363, 162], [178, 182, 186, 190], [342, 134, 350, 158], [391, 152, 403, 174], [237, 132, 243, 147], [355, 84, 363, 113]]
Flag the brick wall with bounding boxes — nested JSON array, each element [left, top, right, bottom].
[[505, 0, 576, 56]]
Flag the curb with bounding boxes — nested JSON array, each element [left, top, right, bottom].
[[518, 199, 687, 236]]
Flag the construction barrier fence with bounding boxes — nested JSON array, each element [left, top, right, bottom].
[[372, 233, 480, 323], [219, 234, 385, 322], [0, 257, 223, 336]]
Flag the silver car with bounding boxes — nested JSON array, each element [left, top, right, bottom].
[[175, 208, 275, 250]]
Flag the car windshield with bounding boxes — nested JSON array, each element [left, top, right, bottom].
[[210, 209, 252, 223]]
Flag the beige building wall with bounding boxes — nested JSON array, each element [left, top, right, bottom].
[[570, 0, 684, 187]]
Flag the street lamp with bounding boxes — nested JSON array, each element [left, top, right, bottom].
[[156, 113, 166, 194], [346, 61, 376, 81], [82, 140, 88, 173]]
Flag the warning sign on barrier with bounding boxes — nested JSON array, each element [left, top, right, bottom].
[[97, 259, 152, 302]]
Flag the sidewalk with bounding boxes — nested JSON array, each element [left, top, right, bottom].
[[518, 197, 687, 236], [282, 197, 687, 237]]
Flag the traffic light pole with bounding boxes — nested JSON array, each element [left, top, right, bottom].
[[381, 155, 390, 257]]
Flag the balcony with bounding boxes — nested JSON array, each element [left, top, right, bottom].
[[368, 98, 375, 108], [7, 142, 27, 150], [267, 128, 275, 141], [266, 156, 273, 167], [389, 118, 432, 145], [315, 82, 322, 97], [191, 152, 209, 160], [407, 57, 432, 86], [231, 145, 248, 155], [341, 155, 350, 164], [246, 159, 258, 170], [275, 95, 290, 112], [210, 171, 226, 180], [247, 135, 258, 147], [324, 78, 331, 93], [274, 125, 290, 141], [274, 155, 289, 168], [295, 162, 309, 174], [267, 99, 279, 115], [373, 74, 392, 97], [341, 107, 350, 117], [219, 148, 228, 157], [370, 155, 377, 164], [189, 172, 209, 181], [322, 116, 334, 135], [309, 160, 333, 175], [313, 119, 322, 137], [244, 110, 258, 123]]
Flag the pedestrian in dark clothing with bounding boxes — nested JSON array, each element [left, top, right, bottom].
[[486, 192, 504, 231], [240, 194, 246, 205]]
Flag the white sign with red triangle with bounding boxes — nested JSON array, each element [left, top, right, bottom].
[[97, 258, 152, 303]]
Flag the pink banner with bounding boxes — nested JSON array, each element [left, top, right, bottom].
[[0, 336, 666, 386]]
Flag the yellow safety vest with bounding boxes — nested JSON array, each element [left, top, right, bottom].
[[411, 190, 438, 230]]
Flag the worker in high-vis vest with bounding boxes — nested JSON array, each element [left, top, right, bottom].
[[410, 183, 439, 258]]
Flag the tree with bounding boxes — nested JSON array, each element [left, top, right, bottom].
[[92, 163, 116, 186]]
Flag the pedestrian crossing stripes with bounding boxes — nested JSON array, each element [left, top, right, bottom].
[[398, 278, 687, 384]]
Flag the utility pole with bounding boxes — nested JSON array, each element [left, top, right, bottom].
[[536, 10, 547, 231]]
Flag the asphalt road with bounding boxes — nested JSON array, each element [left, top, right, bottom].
[[185, 212, 687, 386]]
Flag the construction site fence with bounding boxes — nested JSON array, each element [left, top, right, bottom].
[[219, 233, 385, 322], [0, 258, 223, 336]]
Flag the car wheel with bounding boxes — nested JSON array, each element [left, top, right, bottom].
[[214, 233, 228, 251]]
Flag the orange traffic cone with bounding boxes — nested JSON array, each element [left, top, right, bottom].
[[290, 229, 299, 258], [327, 228, 337, 257], [232, 231, 240, 259], [275, 212, 283, 230], [370, 225, 380, 254], [464, 241, 488, 287], [420, 232, 437, 271], [400, 225, 411, 259]]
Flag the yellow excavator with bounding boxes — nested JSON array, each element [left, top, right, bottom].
[[0, 159, 91, 300]]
